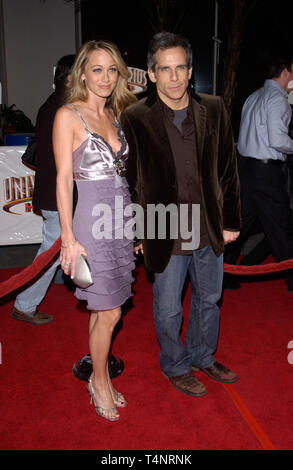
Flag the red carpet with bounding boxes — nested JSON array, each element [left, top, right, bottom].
[[0, 264, 293, 450]]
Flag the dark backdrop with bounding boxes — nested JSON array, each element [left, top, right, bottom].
[[81, 0, 215, 95], [80, 0, 293, 137]]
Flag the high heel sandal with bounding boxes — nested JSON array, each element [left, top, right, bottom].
[[107, 376, 127, 408], [87, 376, 120, 422]]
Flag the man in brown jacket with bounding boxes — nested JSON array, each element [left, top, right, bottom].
[[121, 32, 241, 397]]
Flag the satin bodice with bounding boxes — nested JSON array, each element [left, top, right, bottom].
[[70, 105, 129, 181]]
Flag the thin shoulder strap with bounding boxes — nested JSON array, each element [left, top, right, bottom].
[[68, 104, 91, 134]]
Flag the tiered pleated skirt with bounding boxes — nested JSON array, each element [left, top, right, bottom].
[[73, 176, 135, 311]]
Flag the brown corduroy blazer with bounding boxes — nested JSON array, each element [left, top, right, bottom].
[[121, 91, 241, 273]]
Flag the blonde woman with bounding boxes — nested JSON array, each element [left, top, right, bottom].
[[53, 40, 137, 422]]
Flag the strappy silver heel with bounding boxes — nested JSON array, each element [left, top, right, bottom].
[[87, 375, 120, 422], [106, 373, 127, 408]]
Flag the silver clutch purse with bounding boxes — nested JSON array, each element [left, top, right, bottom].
[[69, 255, 93, 289]]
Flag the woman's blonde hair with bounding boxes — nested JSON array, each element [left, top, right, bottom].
[[66, 40, 137, 120]]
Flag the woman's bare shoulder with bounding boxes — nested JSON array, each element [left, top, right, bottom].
[[55, 103, 82, 129], [55, 103, 75, 119]]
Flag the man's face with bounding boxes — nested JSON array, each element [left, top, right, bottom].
[[148, 47, 192, 109], [286, 63, 293, 91]]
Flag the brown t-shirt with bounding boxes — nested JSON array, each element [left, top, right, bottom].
[[159, 97, 210, 255]]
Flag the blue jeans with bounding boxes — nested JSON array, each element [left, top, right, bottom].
[[153, 245, 223, 376], [14, 210, 61, 316]]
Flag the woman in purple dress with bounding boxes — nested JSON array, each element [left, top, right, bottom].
[[53, 40, 137, 422]]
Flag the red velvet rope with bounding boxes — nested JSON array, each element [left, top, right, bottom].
[[0, 237, 61, 298], [224, 259, 293, 274], [0, 236, 293, 299]]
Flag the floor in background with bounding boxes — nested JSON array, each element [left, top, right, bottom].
[[0, 263, 293, 450], [0, 244, 40, 268]]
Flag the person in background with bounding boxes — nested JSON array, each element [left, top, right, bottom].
[[11, 55, 75, 326], [224, 55, 293, 291]]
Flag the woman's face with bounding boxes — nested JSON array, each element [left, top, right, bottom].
[[81, 48, 119, 99]]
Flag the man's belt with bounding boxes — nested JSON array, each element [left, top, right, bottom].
[[238, 155, 285, 165]]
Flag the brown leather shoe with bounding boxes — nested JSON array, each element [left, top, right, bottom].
[[11, 307, 54, 325], [192, 361, 238, 383], [162, 371, 207, 397]]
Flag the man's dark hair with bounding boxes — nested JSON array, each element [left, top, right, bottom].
[[54, 54, 76, 88], [147, 31, 193, 72], [266, 55, 293, 79]]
